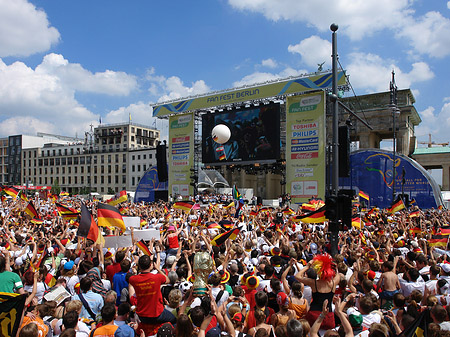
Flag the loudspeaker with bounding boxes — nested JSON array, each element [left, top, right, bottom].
[[338, 126, 350, 177], [156, 144, 168, 182]]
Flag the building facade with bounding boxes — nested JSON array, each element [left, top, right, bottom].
[[20, 123, 159, 194]]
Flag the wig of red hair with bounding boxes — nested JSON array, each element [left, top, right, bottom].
[[311, 254, 336, 281]]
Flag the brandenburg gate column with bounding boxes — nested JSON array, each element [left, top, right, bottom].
[[442, 165, 450, 191]]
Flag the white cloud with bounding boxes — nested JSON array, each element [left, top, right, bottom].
[[228, 0, 412, 40], [344, 52, 434, 93], [147, 75, 210, 102], [416, 104, 450, 145], [261, 58, 278, 68], [232, 67, 307, 87], [288, 35, 331, 69], [0, 54, 138, 137], [0, 0, 60, 57], [37, 54, 138, 96], [448, 1, 450, 9], [396, 11, 450, 58]]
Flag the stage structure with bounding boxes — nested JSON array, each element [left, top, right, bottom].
[[152, 71, 347, 201]]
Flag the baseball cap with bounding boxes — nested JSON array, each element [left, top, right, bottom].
[[64, 260, 75, 270], [441, 263, 450, 274], [347, 307, 363, 327], [276, 292, 290, 306]]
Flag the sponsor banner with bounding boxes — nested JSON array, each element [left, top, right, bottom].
[[169, 113, 194, 197], [286, 92, 326, 204], [153, 72, 346, 116]]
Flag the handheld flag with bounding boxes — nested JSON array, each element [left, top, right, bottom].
[[211, 228, 240, 247], [2, 186, 19, 199], [429, 234, 448, 248], [24, 201, 39, 219], [0, 293, 27, 337], [292, 206, 327, 224], [97, 203, 126, 232], [106, 190, 128, 206], [173, 201, 195, 212], [56, 203, 80, 220], [387, 198, 405, 214], [20, 190, 28, 202], [77, 203, 103, 245], [136, 239, 152, 256]]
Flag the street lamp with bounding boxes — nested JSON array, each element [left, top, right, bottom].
[[390, 70, 400, 203]]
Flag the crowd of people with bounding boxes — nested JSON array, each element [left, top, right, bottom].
[[1, 193, 450, 337]]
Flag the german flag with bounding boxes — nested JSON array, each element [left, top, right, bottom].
[[282, 207, 295, 215], [403, 308, 430, 337], [429, 234, 448, 248], [409, 227, 422, 235], [207, 222, 221, 230], [0, 292, 27, 337], [249, 210, 258, 217], [359, 232, 367, 245], [352, 216, 363, 230], [292, 206, 327, 224], [173, 201, 194, 212], [34, 248, 48, 269], [44, 273, 56, 288], [119, 206, 128, 215], [56, 203, 79, 220], [163, 205, 169, 214], [2, 186, 19, 199], [301, 203, 316, 212], [24, 201, 39, 219], [219, 153, 226, 161], [30, 218, 44, 225], [136, 239, 151, 256], [438, 205, 444, 210], [438, 227, 450, 236], [219, 219, 234, 229], [211, 228, 240, 247], [20, 190, 28, 202], [60, 191, 69, 196], [97, 203, 126, 232], [409, 210, 420, 218], [387, 198, 405, 214], [358, 190, 369, 201], [77, 203, 103, 245], [106, 190, 128, 206], [190, 214, 203, 227]]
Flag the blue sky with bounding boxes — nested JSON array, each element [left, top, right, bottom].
[[1, 0, 450, 150]]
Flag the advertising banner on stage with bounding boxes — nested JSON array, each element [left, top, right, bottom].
[[153, 72, 346, 117], [286, 91, 326, 205], [169, 113, 194, 198]]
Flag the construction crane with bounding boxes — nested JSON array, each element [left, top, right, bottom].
[[418, 133, 449, 148]]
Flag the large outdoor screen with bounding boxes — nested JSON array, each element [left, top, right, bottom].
[[202, 103, 281, 165]]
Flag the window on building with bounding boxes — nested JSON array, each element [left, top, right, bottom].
[[132, 177, 135, 186], [74, 176, 77, 184], [115, 154, 119, 162], [101, 155, 104, 164], [68, 167, 71, 174], [94, 176, 97, 184], [132, 165, 135, 172], [137, 165, 140, 172], [62, 177, 65, 184], [108, 176, 111, 184], [132, 155, 135, 160], [101, 176, 104, 184], [115, 175, 119, 184], [80, 157, 85, 165], [81, 166, 84, 173], [74, 157, 78, 165], [67, 158, 72, 165], [74, 167, 77, 174], [123, 154, 126, 162], [122, 165, 126, 173], [122, 175, 126, 184], [68, 177, 71, 184], [61, 158, 66, 165], [143, 155, 146, 160], [108, 155, 111, 163], [108, 165, 111, 174], [101, 166, 104, 174]]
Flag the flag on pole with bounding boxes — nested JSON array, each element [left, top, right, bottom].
[[97, 203, 126, 232], [20, 190, 28, 202], [351, 216, 363, 230], [358, 190, 369, 201], [387, 198, 405, 214]]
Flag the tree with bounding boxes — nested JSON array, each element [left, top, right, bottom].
[[51, 178, 61, 195], [107, 187, 115, 195]]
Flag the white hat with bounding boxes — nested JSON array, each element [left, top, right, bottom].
[[411, 241, 419, 248], [442, 264, 450, 274]]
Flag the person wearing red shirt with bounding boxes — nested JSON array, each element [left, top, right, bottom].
[[105, 250, 126, 282], [129, 255, 176, 324]]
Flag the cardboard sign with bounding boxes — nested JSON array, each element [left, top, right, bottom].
[[123, 216, 141, 228], [133, 229, 160, 241], [104, 235, 133, 249]]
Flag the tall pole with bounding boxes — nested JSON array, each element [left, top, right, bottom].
[[390, 71, 397, 203], [331, 24, 339, 196], [330, 23, 339, 256]]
